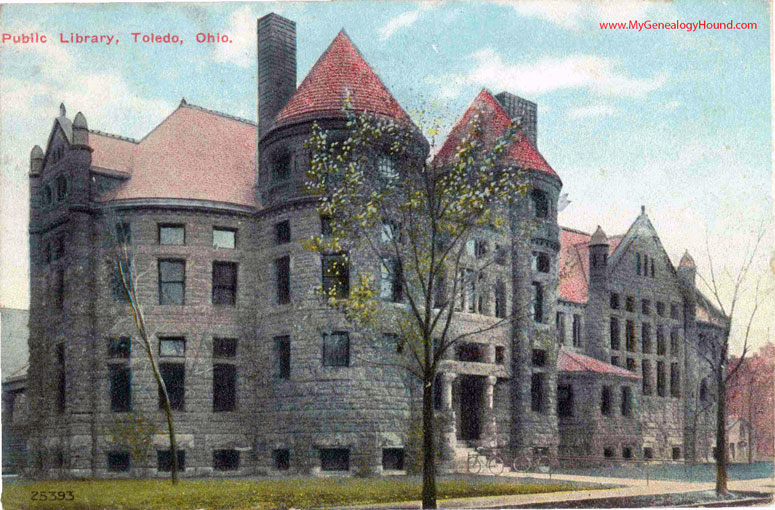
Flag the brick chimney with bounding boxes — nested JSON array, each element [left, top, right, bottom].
[[257, 13, 296, 139], [494, 92, 537, 148]]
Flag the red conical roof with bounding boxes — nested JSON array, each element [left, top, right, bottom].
[[435, 89, 558, 180], [274, 30, 412, 128]]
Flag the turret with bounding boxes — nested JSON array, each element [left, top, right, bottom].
[[588, 225, 609, 286], [72, 112, 89, 145], [30, 145, 44, 176]]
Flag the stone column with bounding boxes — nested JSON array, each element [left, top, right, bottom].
[[438, 372, 458, 473], [482, 376, 498, 447]]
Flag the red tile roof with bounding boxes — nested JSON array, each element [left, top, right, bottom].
[[434, 89, 558, 179], [274, 31, 412, 128], [93, 103, 258, 208], [558, 348, 640, 379], [558, 227, 622, 304]]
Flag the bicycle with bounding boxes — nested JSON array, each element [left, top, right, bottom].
[[511, 452, 551, 473], [467, 447, 505, 475]]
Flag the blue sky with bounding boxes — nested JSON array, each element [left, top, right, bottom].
[[0, 1, 772, 353]]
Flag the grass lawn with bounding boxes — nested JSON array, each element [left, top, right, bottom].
[[2, 476, 589, 510]]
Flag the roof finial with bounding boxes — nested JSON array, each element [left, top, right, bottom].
[[180, 97, 187, 106], [641, 205, 646, 215], [59, 103, 66, 117]]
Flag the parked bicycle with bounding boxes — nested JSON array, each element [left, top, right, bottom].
[[467, 447, 506, 475], [511, 451, 551, 473]]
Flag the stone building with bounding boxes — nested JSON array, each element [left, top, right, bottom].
[[24, 13, 721, 477]]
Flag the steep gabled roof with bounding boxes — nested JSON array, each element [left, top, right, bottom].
[[434, 89, 558, 180], [93, 102, 258, 208], [274, 30, 412, 128], [558, 227, 623, 304], [558, 348, 640, 379]]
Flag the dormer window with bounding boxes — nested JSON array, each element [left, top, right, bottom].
[[531, 189, 549, 219], [272, 150, 291, 181]]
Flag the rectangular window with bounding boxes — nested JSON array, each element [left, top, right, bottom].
[[626, 320, 635, 351], [159, 337, 185, 357], [275, 221, 291, 245], [275, 256, 290, 304], [275, 336, 291, 379], [56, 344, 66, 413], [672, 447, 681, 460], [322, 332, 350, 367], [671, 303, 680, 320], [495, 346, 505, 365], [601, 386, 612, 415], [557, 312, 566, 344], [642, 299, 650, 315], [610, 293, 620, 309], [461, 269, 476, 312], [213, 228, 236, 249], [212, 261, 237, 306], [531, 189, 549, 218], [532, 282, 544, 323], [116, 222, 131, 245], [108, 336, 131, 358], [627, 358, 636, 372], [623, 446, 633, 459], [213, 364, 236, 412], [213, 450, 240, 471], [54, 236, 65, 260], [532, 252, 550, 273], [657, 361, 666, 397], [603, 447, 615, 458], [213, 338, 237, 358], [610, 317, 620, 350], [657, 302, 665, 316], [494, 244, 507, 265], [557, 384, 573, 417], [321, 253, 349, 298], [157, 450, 185, 472], [531, 372, 544, 413], [651, 259, 656, 278], [320, 215, 332, 237], [531, 349, 546, 367], [159, 363, 185, 411], [475, 240, 488, 259], [379, 257, 402, 302], [272, 151, 291, 181], [273, 449, 290, 471], [382, 448, 404, 471], [457, 343, 483, 362], [670, 362, 681, 397], [158, 259, 185, 305], [380, 220, 401, 243], [55, 270, 65, 309], [495, 280, 507, 319], [109, 364, 131, 412], [107, 452, 130, 472], [657, 326, 666, 355], [636, 253, 641, 275], [626, 296, 635, 312], [642, 360, 653, 395], [109, 261, 127, 302], [621, 386, 633, 417], [610, 356, 620, 367], [642, 323, 651, 353], [572, 314, 582, 347], [320, 448, 350, 471], [670, 329, 679, 356], [644, 447, 654, 459], [159, 224, 185, 245]]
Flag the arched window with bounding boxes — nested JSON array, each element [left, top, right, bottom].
[[531, 189, 549, 219]]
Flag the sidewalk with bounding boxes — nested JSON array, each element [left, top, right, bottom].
[[342, 471, 775, 509]]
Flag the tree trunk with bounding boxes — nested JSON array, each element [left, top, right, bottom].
[[148, 353, 178, 485], [715, 372, 728, 495], [422, 377, 437, 509]]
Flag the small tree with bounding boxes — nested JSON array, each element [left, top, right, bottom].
[[303, 104, 530, 508], [103, 410, 159, 476]]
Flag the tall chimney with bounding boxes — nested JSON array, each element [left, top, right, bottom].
[[494, 92, 537, 148], [257, 13, 297, 140]]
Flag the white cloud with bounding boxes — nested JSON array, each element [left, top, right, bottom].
[[664, 100, 681, 110], [379, 3, 439, 40], [567, 103, 619, 119], [510, 0, 677, 31]]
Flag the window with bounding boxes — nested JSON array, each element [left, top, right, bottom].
[[377, 155, 398, 183], [610, 356, 620, 367], [610, 293, 620, 309], [475, 240, 488, 259], [557, 384, 573, 417], [700, 379, 709, 403], [670, 329, 679, 356], [213, 228, 236, 249], [56, 176, 67, 200], [56, 344, 66, 413], [272, 150, 291, 181], [457, 343, 483, 362], [670, 362, 680, 397], [626, 296, 635, 312], [213, 338, 237, 358], [627, 358, 636, 372], [108, 260, 127, 301], [273, 449, 290, 471], [642, 360, 652, 395], [458, 269, 476, 312], [465, 238, 476, 257], [644, 447, 654, 460], [213, 450, 240, 471], [159, 224, 184, 245], [275, 221, 291, 245], [657, 302, 665, 317], [657, 326, 666, 355], [379, 257, 402, 302], [158, 259, 185, 305], [43, 242, 51, 265], [322, 332, 350, 367], [532, 252, 550, 273], [636, 253, 641, 275], [494, 280, 507, 319], [55, 270, 65, 309], [43, 185, 52, 205], [532, 349, 546, 367], [610, 318, 620, 350], [382, 448, 404, 471], [108, 337, 131, 358], [275, 336, 291, 379], [107, 452, 130, 472], [572, 315, 582, 347], [320, 215, 332, 237], [604, 447, 614, 458], [651, 259, 656, 278], [320, 448, 350, 471], [601, 386, 612, 415], [626, 320, 635, 351], [531, 189, 549, 218], [642, 299, 650, 315], [657, 361, 666, 397], [159, 363, 185, 410], [157, 450, 185, 472], [495, 244, 507, 265], [109, 364, 131, 412], [642, 323, 651, 353], [275, 256, 290, 304], [532, 282, 544, 323], [380, 220, 401, 243], [495, 346, 505, 365], [116, 222, 131, 245], [433, 373, 443, 410], [672, 447, 681, 460], [621, 386, 633, 417], [531, 373, 544, 413], [213, 364, 236, 412], [321, 253, 349, 298], [671, 303, 680, 320], [557, 312, 566, 344], [212, 262, 238, 306], [159, 337, 185, 357], [623, 446, 633, 459]]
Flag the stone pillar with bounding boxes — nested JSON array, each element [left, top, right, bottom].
[[482, 376, 498, 447], [438, 372, 458, 473]]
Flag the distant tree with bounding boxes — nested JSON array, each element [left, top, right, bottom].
[[303, 103, 530, 508]]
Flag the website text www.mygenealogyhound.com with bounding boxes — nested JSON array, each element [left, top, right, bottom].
[[600, 20, 757, 32]]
